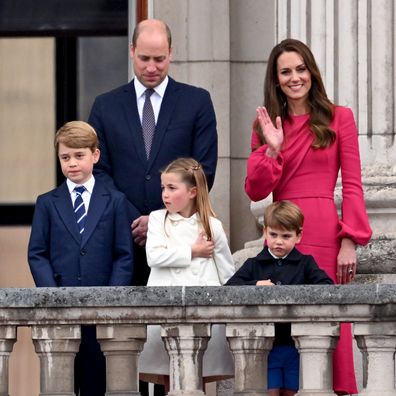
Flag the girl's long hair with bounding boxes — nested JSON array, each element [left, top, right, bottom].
[[162, 158, 215, 240], [256, 38, 336, 149]]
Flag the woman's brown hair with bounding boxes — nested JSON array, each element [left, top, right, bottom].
[[255, 38, 336, 149], [161, 158, 215, 240]]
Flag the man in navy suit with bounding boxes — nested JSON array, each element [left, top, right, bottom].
[[28, 121, 134, 396], [88, 19, 218, 287]]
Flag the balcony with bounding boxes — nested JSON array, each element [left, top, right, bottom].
[[0, 284, 395, 396]]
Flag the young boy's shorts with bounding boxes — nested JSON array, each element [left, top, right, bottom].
[[267, 345, 299, 391]]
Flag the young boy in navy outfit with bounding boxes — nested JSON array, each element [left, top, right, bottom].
[[226, 200, 333, 396], [28, 121, 134, 396]]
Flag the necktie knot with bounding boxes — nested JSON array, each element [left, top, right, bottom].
[[145, 88, 154, 98], [74, 186, 85, 195]]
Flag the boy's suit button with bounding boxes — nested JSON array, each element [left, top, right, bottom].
[[276, 281, 282, 285], [145, 174, 151, 180], [80, 249, 86, 256]]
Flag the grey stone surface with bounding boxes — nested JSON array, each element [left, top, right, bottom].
[[2, 284, 396, 309]]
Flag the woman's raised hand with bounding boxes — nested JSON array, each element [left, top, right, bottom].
[[256, 106, 283, 157]]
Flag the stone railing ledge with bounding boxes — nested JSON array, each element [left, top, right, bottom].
[[0, 285, 395, 326], [1, 284, 396, 308]]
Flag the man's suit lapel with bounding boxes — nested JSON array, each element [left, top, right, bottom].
[[53, 182, 81, 244], [81, 181, 109, 247], [148, 77, 179, 168], [122, 81, 148, 166]]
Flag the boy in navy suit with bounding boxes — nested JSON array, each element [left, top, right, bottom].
[[28, 121, 134, 396], [226, 201, 333, 396]]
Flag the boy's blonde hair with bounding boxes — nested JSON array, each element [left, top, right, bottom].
[[54, 121, 98, 153], [161, 157, 215, 240], [264, 200, 304, 234]]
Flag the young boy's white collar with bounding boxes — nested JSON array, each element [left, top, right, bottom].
[[66, 175, 95, 194], [268, 247, 289, 260]]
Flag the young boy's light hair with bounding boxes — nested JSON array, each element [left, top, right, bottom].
[[54, 121, 98, 153], [264, 200, 304, 234]]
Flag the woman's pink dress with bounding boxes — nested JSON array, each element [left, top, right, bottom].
[[245, 106, 372, 394]]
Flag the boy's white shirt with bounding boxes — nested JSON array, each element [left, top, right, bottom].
[[145, 208, 235, 286], [268, 247, 289, 260], [66, 175, 95, 212]]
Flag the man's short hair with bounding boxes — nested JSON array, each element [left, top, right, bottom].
[[132, 19, 172, 49]]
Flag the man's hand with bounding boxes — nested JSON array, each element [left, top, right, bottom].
[[131, 215, 149, 246]]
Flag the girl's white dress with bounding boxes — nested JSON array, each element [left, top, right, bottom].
[[139, 209, 235, 382]]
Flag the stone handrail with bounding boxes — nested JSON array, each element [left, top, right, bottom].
[[1, 285, 396, 396]]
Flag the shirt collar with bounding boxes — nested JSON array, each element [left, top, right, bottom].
[[134, 76, 169, 99], [268, 248, 290, 260], [167, 211, 198, 222], [257, 246, 300, 262], [66, 175, 95, 194]]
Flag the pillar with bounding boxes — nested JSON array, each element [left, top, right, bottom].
[[292, 322, 338, 396], [354, 322, 396, 396], [0, 326, 17, 396], [226, 323, 274, 396], [97, 324, 146, 396], [31, 325, 80, 396], [162, 323, 210, 396]]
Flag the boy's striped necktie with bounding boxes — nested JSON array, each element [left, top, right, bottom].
[[74, 186, 86, 234]]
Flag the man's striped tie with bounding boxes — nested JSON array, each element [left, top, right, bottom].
[[74, 186, 86, 234]]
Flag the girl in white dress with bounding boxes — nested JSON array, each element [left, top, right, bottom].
[[139, 157, 235, 391]]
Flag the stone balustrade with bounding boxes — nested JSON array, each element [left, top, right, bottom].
[[1, 285, 396, 396]]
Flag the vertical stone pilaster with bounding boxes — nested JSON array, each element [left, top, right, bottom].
[[370, 0, 394, 139], [0, 326, 17, 396], [162, 323, 210, 396], [226, 323, 274, 396], [152, 0, 232, 239], [292, 322, 338, 396], [97, 324, 146, 396], [31, 325, 80, 396], [354, 322, 396, 396]]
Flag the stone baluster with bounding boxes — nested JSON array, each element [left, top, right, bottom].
[[31, 325, 81, 396], [292, 322, 338, 396], [354, 322, 396, 396], [0, 326, 17, 396], [226, 323, 274, 396], [97, 324, 146, 396], [162, 323, 210, 396]]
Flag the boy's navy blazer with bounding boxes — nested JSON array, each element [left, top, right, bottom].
[[88, 77, 218, 221], [28, 179, 133, 287]]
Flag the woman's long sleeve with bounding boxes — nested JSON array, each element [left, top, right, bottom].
[[336, 108, 372, 245], [245, 130, 284, 201]]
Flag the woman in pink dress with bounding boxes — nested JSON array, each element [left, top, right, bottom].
[[245, 38, 372, 395]]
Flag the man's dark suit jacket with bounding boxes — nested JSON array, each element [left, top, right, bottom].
[[88, 76, 218, 222], [28, 179, 134, 287]]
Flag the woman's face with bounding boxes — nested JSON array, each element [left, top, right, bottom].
[[276, 51, 312, 106]]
